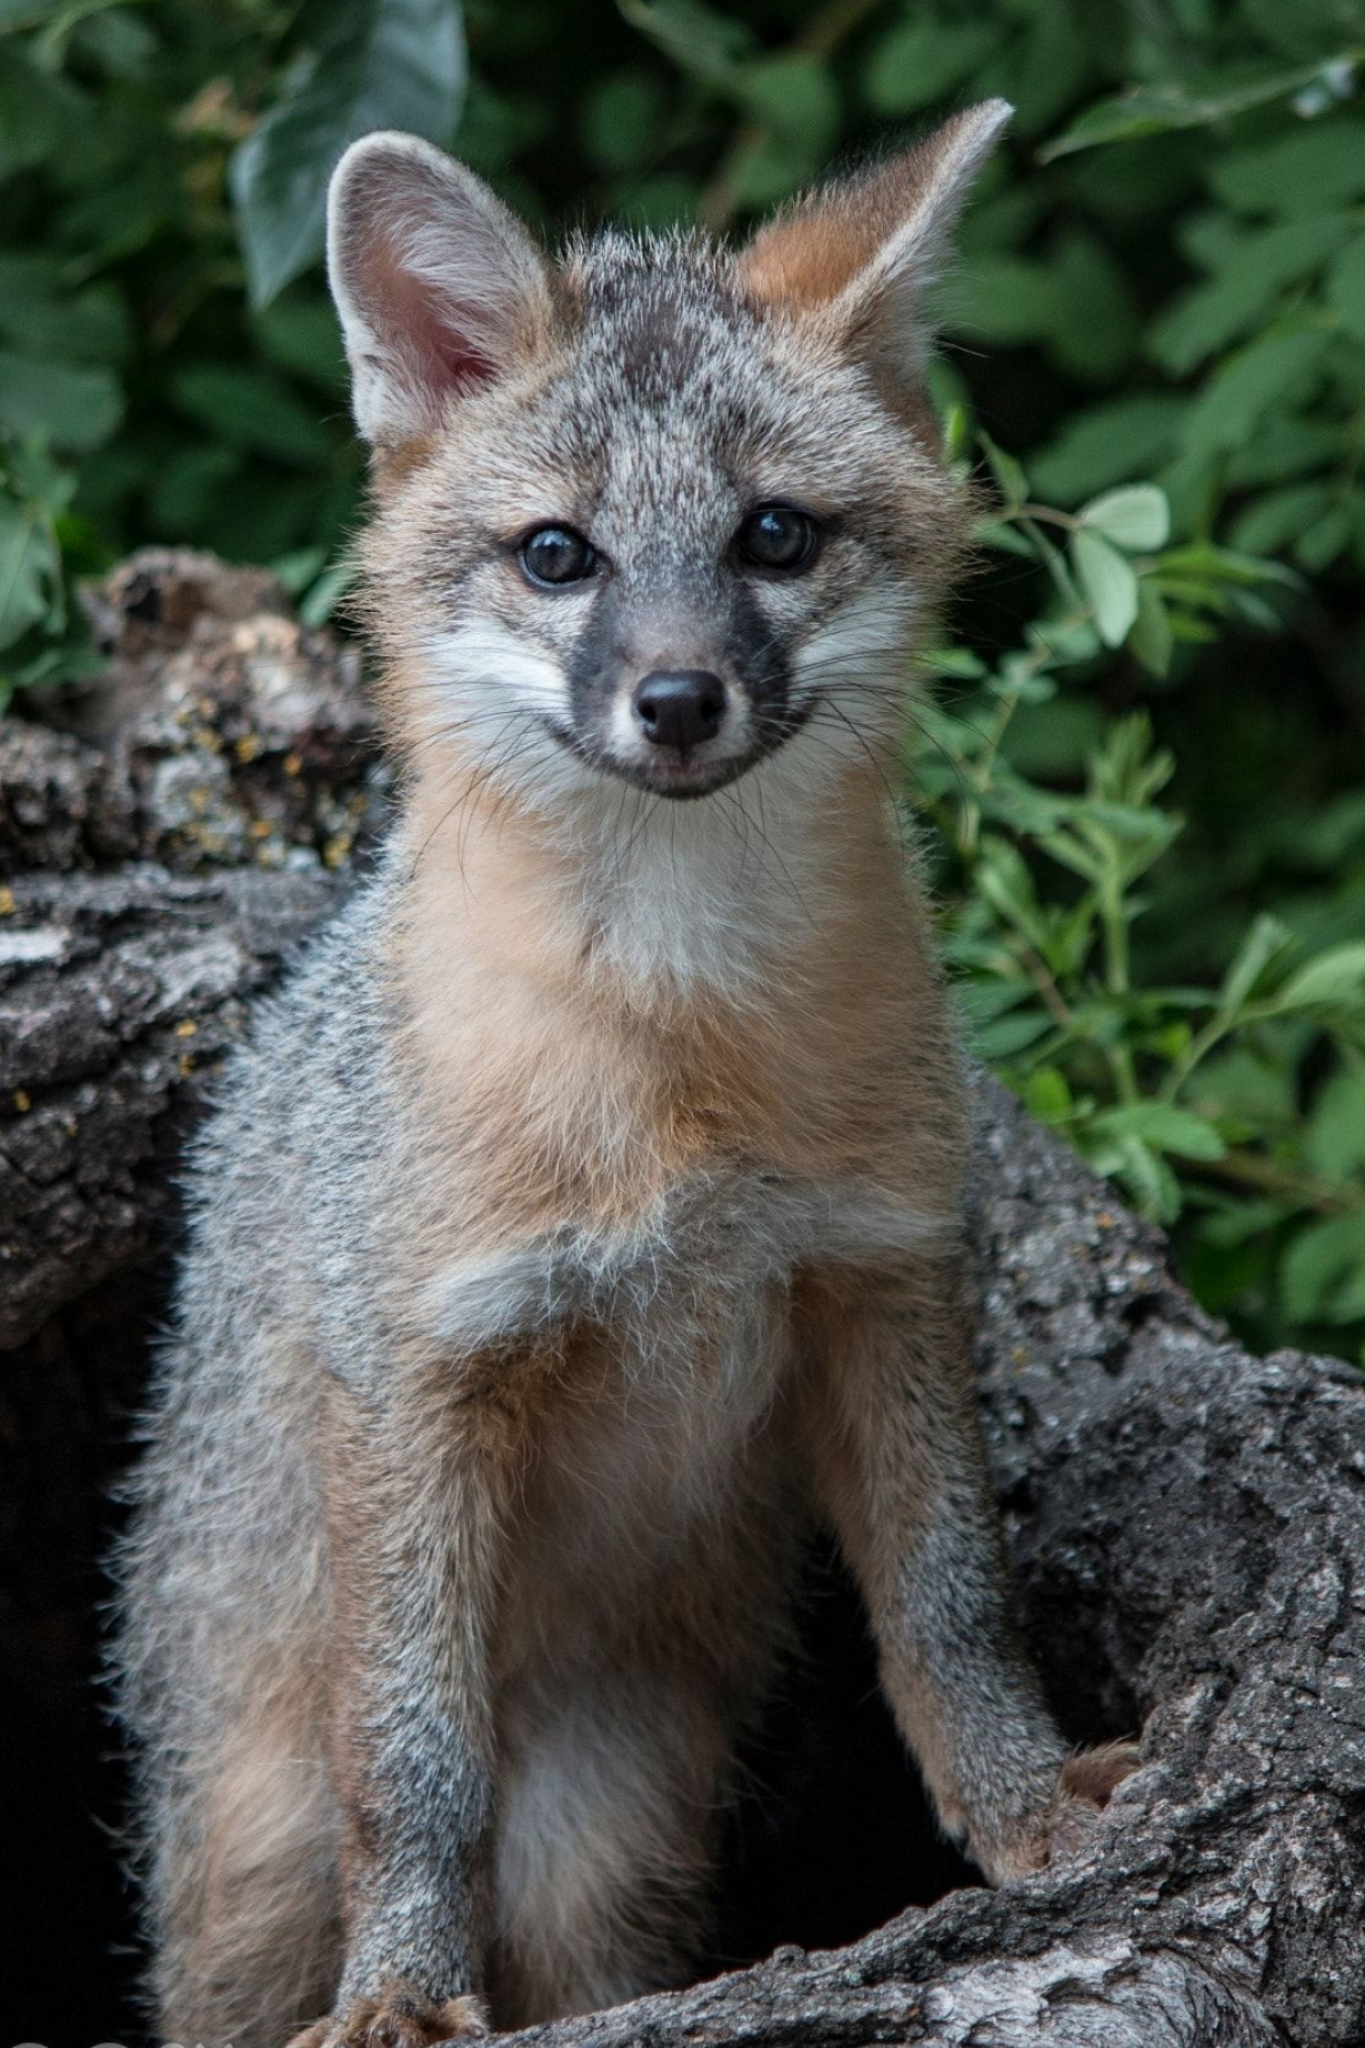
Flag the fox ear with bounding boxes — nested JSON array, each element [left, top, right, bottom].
[[327, 131, 552, 446], [738, 100, 1010, 386]]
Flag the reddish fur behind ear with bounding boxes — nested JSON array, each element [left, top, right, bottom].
[[737, 100, 1010, 314], [740, 150, 937, 311], [737, 102, 1009, 443]]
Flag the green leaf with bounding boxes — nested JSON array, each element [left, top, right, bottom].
[[1009, 1, 1089, 133], [727, 132, 818, 210], [1271, 943, 1365, 1012], [1128, 581, 1173, 678], [252, 296, 347, 393], [1294, 502, 1354, 572], [1326, 234, 1365, 341], [0, 351, 122, 452], [1306, 1065, 1365, 1178], [1210, 115, 1365, 218], [148, 445, 241, 536], [299, 558, 355, 627], [0, 491, 58, 651], [1091, 1101, 1227, 1161], [1071, 528, 1139, 645], [1154, 540, 1300, 591], [862, 17, 998, 117], [579, 70, 667, 172], [1078, 484, 1170, 552], [1023, 1066, 1074, 1124], [999, 698, 1106, 780], [1097, 1133, 1183, 1223], [1281, 1212, 1365, 1325], [1149, 214, 1352, 374], [973, 518, 1034, 558], [1230, 481, 1333, 556], [1218, 913, 1293, 1015], [0, 40, 85, 178], [617, 0, 755, 91], [170, 366, 333, 465], [65, 5, 158, 79], [230, 0, 468, 309], [740, 54, 840, 153], [944, 260, 1058, 346], [1030, 398, 1184, 506], [977, 433, 1027, 508], [1039, 58, 1359, 163], [974, 836, 1052, 955], [1044, 230, 1137, 384], [0, 255, 129, 365], [1181, 325, 1332, 457], [1226, 414, 1342, 488], [973, 1006, 1054, 1059]]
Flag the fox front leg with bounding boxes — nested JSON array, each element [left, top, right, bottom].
[[289, 1379, 503, 2048], [797, 1255, 1137, 1881]]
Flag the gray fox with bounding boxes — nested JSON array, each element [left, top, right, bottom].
[[114, 101, 1136, 2048]]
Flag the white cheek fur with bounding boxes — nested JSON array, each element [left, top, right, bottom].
[[790, 589, 919, 717], [424, 618, 573, 725]]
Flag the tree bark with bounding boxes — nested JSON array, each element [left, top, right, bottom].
[[0, 548, 378, 1346], [2, 553, 1361, 2046]]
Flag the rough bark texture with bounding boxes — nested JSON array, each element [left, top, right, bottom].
[[3, 554, 1362, 2047], [0, 549, 383, 1347]]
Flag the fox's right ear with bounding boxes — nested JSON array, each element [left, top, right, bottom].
[[327, 132, 552, 447], [738, 101, 1010, 394]]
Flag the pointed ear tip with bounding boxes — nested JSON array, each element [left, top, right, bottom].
[[329, 129, 446, 198], [957, 97, 1014, 145]]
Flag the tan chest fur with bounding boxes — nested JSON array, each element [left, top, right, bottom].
[[377, 766, 964, 1673]]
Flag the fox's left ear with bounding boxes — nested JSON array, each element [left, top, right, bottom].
[[738, 100, 1010, 388]]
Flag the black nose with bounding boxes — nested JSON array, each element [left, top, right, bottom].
[[632, 670, 726, 754]]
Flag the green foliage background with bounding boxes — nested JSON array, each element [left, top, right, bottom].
[[2, 0, 1364, 1361]]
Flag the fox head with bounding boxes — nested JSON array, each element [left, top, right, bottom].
[[328, 106, 1007, 813]]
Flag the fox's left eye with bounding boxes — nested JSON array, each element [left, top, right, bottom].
[[519, 525, 597, 588], [735, 504, 821, 574]]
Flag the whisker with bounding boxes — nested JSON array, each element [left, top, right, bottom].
[[806, 698, 911, 860]]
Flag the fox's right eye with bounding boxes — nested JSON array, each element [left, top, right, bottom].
[[519, 525, 597, 588]]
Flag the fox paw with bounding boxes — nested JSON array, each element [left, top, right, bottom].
[[980, 1739, 1142, 1883], [288, 1988, 490, 2048]]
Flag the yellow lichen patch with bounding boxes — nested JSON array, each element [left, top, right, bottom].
[[0, 887, 14, 916], [323, 832, 353, 870], [13, 1090, 31, 1113], [249, 818, 273, 840], [191, 726, 222, 752], [235, 733, 262, 764], [179, 1052, 196, 1077], [175, 1019, 198, 1039], [284, 753, 303, 777]]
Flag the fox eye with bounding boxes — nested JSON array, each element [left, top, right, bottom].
[[519, 525, 597, 588], [735, 503, 821, 574]]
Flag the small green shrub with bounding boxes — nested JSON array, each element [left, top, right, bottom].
[[918, 434, 1365, 1352]]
